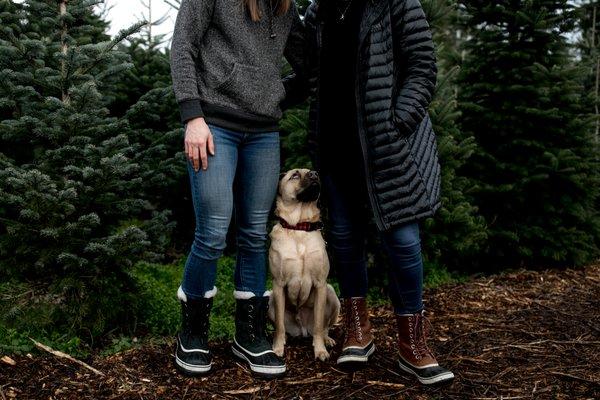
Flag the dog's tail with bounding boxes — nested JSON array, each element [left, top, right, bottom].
[[286, 276, 313, 307]]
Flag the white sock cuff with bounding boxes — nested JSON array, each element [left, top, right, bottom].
[[178, 286, 218, 301], [233, 290, 271, 299], [203, 286, 218, 298], [177, 286, 187, 302]]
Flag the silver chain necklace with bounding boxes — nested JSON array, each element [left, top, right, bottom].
[[337, 0, 354, 22]]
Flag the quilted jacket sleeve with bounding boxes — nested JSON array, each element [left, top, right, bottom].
[[391, 0, 437, 136]]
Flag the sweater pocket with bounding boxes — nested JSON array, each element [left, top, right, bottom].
[[214, 63, 285, 118]]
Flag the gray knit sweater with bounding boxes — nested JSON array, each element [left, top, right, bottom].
[[170, 0, 305, 132]]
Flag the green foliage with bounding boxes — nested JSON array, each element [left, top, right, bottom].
[[458, 0, 600, 267], [280, 105, 312, 170], [133, 258, 236, 342], [420, 0, 488, 271], [0, 0, 173, 347], [109, 36, 193, 247]]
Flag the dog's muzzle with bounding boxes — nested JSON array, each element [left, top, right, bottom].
[[296, 172, 321, 203]]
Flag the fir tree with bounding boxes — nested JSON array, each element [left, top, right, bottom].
[[118, 36, 191, 245], [458, 0, 600, 267], [0, 0, 172, 346], [419, 0, 487, 272]]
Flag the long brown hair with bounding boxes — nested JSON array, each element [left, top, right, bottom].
[[244, 0, 291, 22]]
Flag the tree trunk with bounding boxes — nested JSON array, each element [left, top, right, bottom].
[[593, 5, 599, 143], [60, 0, 69, 104]]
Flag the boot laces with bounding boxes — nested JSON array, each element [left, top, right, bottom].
[[345, 299, 363, 342], [247, 302, 268, 343], [183, 301, 210, 337], [409, 313, 433, 361]]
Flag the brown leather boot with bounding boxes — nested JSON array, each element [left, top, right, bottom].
[[396, 312, 454, 385], [336, 297, 375, 365]]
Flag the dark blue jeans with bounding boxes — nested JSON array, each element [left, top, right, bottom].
[[323, 174, 424, 314], [181, 125, 280, 300]]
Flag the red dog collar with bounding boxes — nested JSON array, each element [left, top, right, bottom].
[[278, 218, 324, 232]]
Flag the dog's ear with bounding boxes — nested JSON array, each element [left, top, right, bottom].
[[277, 172, 286, 197]]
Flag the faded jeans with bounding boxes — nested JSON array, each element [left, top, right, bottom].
[[323, 173, 424, 314], [181, 125, 280, 299]]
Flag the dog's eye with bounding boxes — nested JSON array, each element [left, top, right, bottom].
[[290, 173, 300, 180]]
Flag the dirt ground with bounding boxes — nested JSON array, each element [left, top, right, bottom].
[[1, 264, 599, 399]]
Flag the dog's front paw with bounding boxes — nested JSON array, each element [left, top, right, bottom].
[[273, 344, 285, 357], [273, 336, 286, 357], [314, 347, 330, 361], [324, 336, 336, 347]]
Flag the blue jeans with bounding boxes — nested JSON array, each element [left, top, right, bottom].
[[323, 174, 424, 314], [181, 125, 280, 300]]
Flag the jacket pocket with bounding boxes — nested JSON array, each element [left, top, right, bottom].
[[214, 63, 285, 117]]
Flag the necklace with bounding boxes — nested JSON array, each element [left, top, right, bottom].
[[268, 0, 278, 38], [337, 0, 354, 22]]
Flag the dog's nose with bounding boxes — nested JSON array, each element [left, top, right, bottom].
[[308, 171, 319, 179]]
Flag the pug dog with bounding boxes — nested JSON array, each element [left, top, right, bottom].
[[268, 169, 340, 361]]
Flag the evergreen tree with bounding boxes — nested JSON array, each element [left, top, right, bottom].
[[419, 0, 487, 272], [0, 0, 172, 346], [458, 0, 600, 267], [118, 37, 191, 246]]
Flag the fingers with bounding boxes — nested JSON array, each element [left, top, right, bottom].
[[208, 133, 215, 156], [184, 122, 213, 172], [192, 145, 200, 172], [199, 140, 208, 171]]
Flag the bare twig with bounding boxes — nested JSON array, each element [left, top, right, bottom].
[[30, 338, 104, 376], [548, 371, 599, 385], [223, 386, 267, 395], [365, 380, 405, 389]]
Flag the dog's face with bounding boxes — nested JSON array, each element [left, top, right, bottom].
[[278, 169, 321, 204]]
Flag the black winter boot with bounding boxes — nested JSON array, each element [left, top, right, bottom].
[[174, 286, 215, 375], [232, 292, 286, 378]]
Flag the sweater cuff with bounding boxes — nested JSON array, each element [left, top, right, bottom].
[[179, 99, 204, 123]]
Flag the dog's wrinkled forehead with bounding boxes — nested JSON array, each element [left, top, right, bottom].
[[281, 168, 311, 182], [278, 169, 312, 200]]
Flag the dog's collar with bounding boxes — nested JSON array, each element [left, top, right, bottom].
[[278, 218, 323, 232]]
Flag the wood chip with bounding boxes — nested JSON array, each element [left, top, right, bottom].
[[365, 380, 405, 389], [1, 356, 16, 366]]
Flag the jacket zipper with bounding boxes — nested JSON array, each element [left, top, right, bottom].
[[354, 48, 386, 231], [315, 19, 323, 167]]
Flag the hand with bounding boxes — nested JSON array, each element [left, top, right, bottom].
[[184, 117, 215, 172]]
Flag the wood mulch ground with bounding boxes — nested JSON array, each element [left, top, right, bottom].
[[1, 264, 599, 399]]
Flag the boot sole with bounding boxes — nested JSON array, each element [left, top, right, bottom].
[[174, 355, 212, 376], [336, 343, 376, 365], [397, 359, 455, 385], [231, 346, 286, 378]]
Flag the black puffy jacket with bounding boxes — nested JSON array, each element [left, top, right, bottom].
[[304, 0, 442, 231]]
